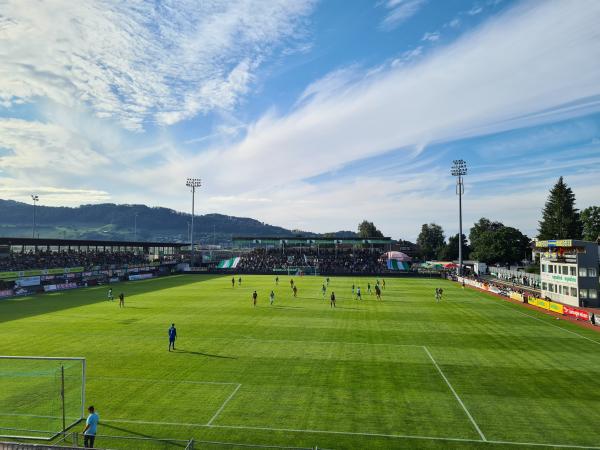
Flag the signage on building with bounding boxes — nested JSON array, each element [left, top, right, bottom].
[[535, 239, 573, 248]]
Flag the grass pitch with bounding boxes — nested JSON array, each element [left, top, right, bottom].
[[1, 274, 600, 449]]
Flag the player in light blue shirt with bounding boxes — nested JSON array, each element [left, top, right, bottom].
[[83, 405, 99, 448]]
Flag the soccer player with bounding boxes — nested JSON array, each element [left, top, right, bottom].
[[252, 290, 258, 307], [168, 323, 177, 351], [118, 293, 124, 308], [322, 284, 327, 299], [293, 285, 298, 298], [290, 278, 294, 288], [439, 288, 444, 301], [435, 288, 440, 302], [275, 276, 279, 285], [83, 405, 99, 448], [231, 277, 235, 287], [270, 290, 275, 305], [367, 283, 372, 295], [107, 288, 113, 301], [351, 284, 355, 295], [375, 284, 381, 300], [238, 277, 242, 286], [330, 291, 336, 308], [326, 277, 330, 287], [382, 279, 386, 289], [356, 286, 362, 301]]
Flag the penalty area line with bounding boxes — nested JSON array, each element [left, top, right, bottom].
[[422, 346, 487, 442], [206, 383, 242, 426]]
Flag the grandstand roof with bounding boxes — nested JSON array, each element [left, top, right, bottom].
[[0, 237, 186, 248], [232, 236, 392, 245]]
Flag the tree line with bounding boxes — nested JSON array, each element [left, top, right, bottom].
[[413, 176, 600, 264]]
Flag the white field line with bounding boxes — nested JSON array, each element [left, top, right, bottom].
[[422, 346, 487, 442], [96, 418, 600, 448], [206, 383, 242, 426], [223, 337, 423, 348], [491, 299, 600, 346]]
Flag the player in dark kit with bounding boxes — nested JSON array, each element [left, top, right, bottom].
[[290, 278, 294, 288], [252, 290, 257, 307], [275, 276, 279, 285], [330, 292, 336, 308], [238, 277, 242, 286], [231, 277, 235, 287], [119, 293, 124, 308], [293, 285, 298, 297], [168, 323, 177, 351], [375, 284, 381, 300]]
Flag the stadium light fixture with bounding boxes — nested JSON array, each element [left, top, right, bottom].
[[31, 194, 39, 239], [451, 160, 467, 276], [186, 178, 202, 267], [134, 212, 138, 241]]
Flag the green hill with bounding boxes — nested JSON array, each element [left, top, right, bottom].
[[0, 199, 303, 243]]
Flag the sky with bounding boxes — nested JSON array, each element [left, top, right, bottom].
[[0, 0, 599, 241]]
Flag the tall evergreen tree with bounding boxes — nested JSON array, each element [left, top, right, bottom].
[[538, 177, 582, 239]]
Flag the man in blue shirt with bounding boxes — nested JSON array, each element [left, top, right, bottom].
[[168, 323, 177, 351], [83, 405, 99, 448]]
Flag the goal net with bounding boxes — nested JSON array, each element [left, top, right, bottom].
[[0, 356, 86, 440]]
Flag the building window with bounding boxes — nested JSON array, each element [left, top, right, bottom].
[[570, 266, 577, 276], [541, 264, 547, 273], [589, 268, 598, 277], [570, 287, 577, 297], [542, 282, 547, 290], [589, 289, 598, 300], [579, 267, 588, 277], [549, 265, 554, 273], [580, 289, 588, 299], [561, 266, 568, 275], [548, 283, 554, 292]]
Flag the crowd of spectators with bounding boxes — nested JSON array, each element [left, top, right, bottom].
[[236, 248, 387, 274], [0, 250, 149, 271], [489, 270, 541, 290]]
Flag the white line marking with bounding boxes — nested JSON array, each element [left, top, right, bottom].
[[492, 299, 600, 346], [422, 346, 486, 442], [207, 383, 242, 426], [97, 418, 600, 449], [224, 337, 423, 348]]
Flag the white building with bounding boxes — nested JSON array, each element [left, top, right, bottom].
[[536, 239, 599, 307]]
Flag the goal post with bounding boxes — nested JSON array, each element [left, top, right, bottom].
[[0, 356, 86, 440]]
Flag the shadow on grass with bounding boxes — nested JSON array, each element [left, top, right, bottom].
[[0, 274, 226, 325], [172, 348, 237, 359], [100, 423, 188, 448]]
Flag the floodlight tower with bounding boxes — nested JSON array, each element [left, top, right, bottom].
[[451, 160, 467, 276], [134, 212, 138, 241], [186, 178, 202, 267], [31, 194, 39, 238]]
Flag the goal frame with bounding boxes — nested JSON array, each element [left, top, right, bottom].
[[0, 355, 86, 441]]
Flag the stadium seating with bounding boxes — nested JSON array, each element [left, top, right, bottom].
[[236, 248, 386, 274], [0, 249, 148, 271]]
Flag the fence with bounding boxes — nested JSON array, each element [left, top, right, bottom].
[[488, 267, 540, 288], [53, 433, 321, 450]]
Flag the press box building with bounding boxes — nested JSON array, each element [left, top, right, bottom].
[[535, 239, 600, 307]]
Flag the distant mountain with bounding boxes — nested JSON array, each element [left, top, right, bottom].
[[0, 199, 307, 243]]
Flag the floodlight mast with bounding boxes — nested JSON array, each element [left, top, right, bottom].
[[31, 194, 39, 238], [186, 178, 202, 267], [451, 160, 467, 276]]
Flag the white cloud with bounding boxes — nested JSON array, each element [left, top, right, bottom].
[[380, 0, 427, 31], [0, 0, 315, 130], [422, 31, 441, 42]]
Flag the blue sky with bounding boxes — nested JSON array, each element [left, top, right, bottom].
[[0, 0, 599, 240]]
